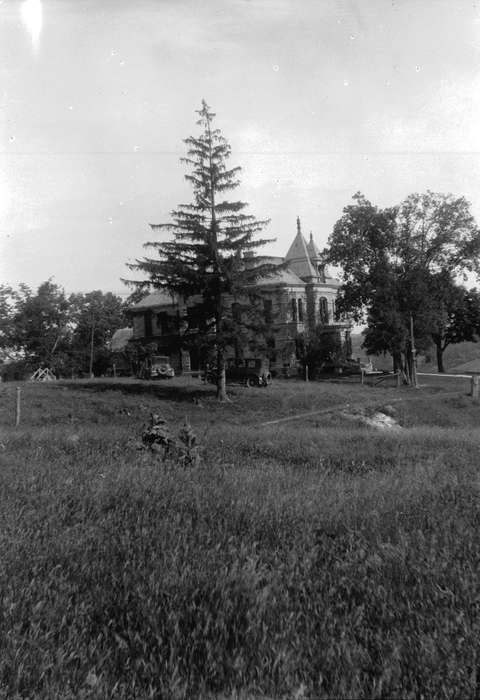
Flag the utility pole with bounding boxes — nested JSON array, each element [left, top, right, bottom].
[[89, 312, 95, 378], [410, 312, 418, 388]]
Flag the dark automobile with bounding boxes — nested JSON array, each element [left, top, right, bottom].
[[205, 358, 272, 387], [318, 357, 362, 376], [137, 355, 175, 380]]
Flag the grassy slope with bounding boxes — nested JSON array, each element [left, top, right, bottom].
[[0, 377, 479, 699], [352, 333, 480, 372]]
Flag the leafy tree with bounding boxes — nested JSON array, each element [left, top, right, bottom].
[[296, 327, 343, 378], [396, 191, 480, 274], [126, 100, 275, 399], [325, 192, 480, 375], [11, 280, 71, 375], [69, 291, 127, 376], [426, 277, 480, 372], [0, 285, 24, 361]]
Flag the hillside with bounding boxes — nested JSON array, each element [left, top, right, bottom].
[[351, 333, 480, 372]]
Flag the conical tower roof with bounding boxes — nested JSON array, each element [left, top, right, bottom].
[[306, 231, 322, 261], [284, 218, 316, 280]]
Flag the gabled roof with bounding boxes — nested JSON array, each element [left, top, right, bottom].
[[129, 291, 177, 310], [258, 267, 306, 287]]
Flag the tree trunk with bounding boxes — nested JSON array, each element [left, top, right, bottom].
[[216, 347, 228, 401], [392, 350, 402, 373], [436, 341, 445, 373], [405, 346, 413, 385]]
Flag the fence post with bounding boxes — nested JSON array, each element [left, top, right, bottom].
[[305, 365, 309, 382], [15, 387, 21, 427], [471, 375, 479, 400]]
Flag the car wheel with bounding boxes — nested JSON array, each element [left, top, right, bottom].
[[246, 375, 258, 387]]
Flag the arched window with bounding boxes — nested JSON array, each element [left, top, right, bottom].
[[231, 302, 241, 322], [298, 298, 304, 322], [319, 297, 329, 325], [291, 298, 297, 322], [263, 299, 273, 324]]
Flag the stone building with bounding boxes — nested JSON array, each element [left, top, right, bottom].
[[127, 218, 351, 374]]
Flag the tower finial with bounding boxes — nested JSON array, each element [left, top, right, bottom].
[[310, 231, 313, 242], [296, 216, 301, 235]]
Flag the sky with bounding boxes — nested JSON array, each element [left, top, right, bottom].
[[1, 0, 480, 296]]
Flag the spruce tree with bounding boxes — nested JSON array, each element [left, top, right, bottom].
[[127, 101, 275, 400]]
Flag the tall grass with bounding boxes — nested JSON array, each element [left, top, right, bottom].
[[0, 380, 479, 698]]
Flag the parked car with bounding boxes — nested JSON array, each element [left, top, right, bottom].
[[204, 358, 272, 387], [318, 357, 362, 376], [138, 355, 175, 380]]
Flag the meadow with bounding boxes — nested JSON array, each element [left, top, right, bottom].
[[0, 375, 479, 698]]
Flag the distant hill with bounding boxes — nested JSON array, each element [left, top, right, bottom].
[[350, 334, 480, 373], [442, 342, 480, 371]]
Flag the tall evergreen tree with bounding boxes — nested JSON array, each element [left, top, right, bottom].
[[127, 101, 275, 399]]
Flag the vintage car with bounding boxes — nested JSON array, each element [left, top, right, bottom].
[[138, 355, 175, 380], [318, 357, 362, 376], [205, 358, 272, 387]]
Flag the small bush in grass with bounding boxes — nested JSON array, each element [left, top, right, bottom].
[[139, 413, 200, 468]]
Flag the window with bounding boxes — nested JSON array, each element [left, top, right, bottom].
[[144, 310, 153, 337], [231, 302, 241, 323], [157, 312, 173, 334], [319, 297, 329, 325], [291, 298, 297, 322], [298, 298, 304, 322], [187, 305, 205, 330], [263, 299, 273, 324]]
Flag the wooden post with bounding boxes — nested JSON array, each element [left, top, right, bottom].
[[89, 313, 95, 378], [361, 368, 364, 385], [113, 363, 117, 378], [471, 375, 479, 400], [410, 313, 418, 388], [305, 365, 309, 382], [15, 387, 21, 427], [396, 371, 401, 388]]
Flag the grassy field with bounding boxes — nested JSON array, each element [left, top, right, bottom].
[[1, 376, 479, 698]]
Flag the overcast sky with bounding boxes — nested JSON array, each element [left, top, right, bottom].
[[1, 0, 480, 295]]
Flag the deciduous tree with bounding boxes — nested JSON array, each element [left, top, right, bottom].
[[69, 290, 127, 376], [11, 280, 70, 374], [324, 192, 480, 375]]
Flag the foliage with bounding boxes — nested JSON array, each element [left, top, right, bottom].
[[325, 191, 480, 373], [9, 280, 71, 374], [0, 283, 127, 378], [296, 327, 343, 378], [0, 285, 24, 361], [140, 413, 200, 467], [426, 278, 480, 373], [68, 290, 127, 376], [126, 101, 276, 399], [0, 380, 480, 697]]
